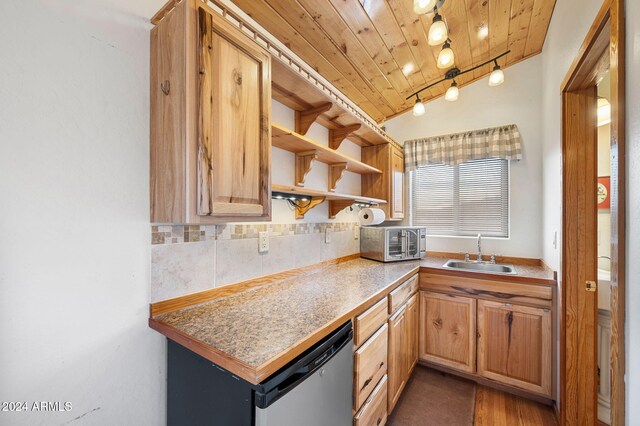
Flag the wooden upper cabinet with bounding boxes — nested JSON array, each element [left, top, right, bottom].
[[362, 143, 405, 221], [477, 300, 552, 396], [390, 144, 404, 220], [150, 0, 271, 223], [419, 291, 476, 373]]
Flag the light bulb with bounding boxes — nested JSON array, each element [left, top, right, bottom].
[[489, 65, 505, 86], [445, 81, 459, 101], [437, 43, 455, 69], [413, 97, 425, 116], [428, 14, 448, 46], [413, 0, 437, 14]]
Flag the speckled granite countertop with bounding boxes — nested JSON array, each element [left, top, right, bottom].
[[151, 258, 420, 384], [420, 255, 557, 285]]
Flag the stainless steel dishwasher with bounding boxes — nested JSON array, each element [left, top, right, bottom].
[[167, 321, 354, 426]]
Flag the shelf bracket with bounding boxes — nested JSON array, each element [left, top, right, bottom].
[[328, 200, 355, 219], [295, 102, 333, 135], [295, 197, 325, 219], [329, 124, 361, 150], [295, 150, 318, 187], [328, 163, 348, 192]]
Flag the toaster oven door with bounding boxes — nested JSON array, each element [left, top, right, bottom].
[[386, 229, 406, 260], [405, 229, 420, 258]]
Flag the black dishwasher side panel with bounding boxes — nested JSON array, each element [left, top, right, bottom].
[[167, 339, 254, 426]]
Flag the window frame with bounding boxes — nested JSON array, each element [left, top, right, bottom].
[[409, 159, 511, 239]]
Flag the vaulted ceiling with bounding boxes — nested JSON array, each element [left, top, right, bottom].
[[231, 0, 556, 123]]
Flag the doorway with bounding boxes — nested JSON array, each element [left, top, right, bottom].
[[560, 0, 625, 425]]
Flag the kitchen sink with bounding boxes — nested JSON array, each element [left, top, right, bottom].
[[442, 259, 518, 275]]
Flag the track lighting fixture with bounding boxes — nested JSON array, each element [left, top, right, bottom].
[[413, 95, 426, 116], [413, 0, 438, 15], [445, 80, 459, 101], [405, 51, 510, 110], [428, 11, 448, 46], [437, 40, 455, 69], [488, 60, 505, 86]]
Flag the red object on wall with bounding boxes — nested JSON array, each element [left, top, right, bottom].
[[597, 176, 610, 209]]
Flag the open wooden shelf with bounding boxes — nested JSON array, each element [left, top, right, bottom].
[[272, 124, 382, 175], [272, 184, 386, 204], [271, 58, 397, 148]]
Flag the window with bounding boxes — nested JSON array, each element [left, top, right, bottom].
[[411, 158, 509, 238]]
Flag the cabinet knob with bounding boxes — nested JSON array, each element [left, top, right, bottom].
[[160, 80, 170, 95]]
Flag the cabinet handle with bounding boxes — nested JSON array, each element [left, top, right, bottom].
[[160, 80, 170, 95], [505, 303, 512, 307], [361, 377, 372, 391]]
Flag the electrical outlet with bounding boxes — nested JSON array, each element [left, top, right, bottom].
[[325, 229, 332, 244], [354, 228, 359, 240], [258, 231, 269, 253]]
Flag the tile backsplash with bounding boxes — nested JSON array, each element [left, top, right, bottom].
[[150, 222, 361, 303]]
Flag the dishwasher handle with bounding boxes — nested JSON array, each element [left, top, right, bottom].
[[254, 321, 353, 409]]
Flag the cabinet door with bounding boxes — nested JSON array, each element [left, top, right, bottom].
[[405, 293, 419, 376], [197, 8, 271, 219], [419, 291, 476, 373], [387, 305, 407, 413], [477, 300, 552, 396], [390, 145, 404, 220]]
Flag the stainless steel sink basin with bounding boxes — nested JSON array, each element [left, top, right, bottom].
[[442, 259, 517, 275]]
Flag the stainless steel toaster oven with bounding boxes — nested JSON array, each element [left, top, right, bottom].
[[360, 226, 426, 262]]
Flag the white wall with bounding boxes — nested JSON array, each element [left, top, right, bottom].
[[540, 0, 640, 421], [0, 0, 166, 424], [385, 56, 543, 260]]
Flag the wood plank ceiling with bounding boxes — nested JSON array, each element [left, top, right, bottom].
[[231, 0, 556, 123]]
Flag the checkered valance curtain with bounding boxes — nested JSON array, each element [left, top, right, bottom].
[[404, 124, 523, 171]]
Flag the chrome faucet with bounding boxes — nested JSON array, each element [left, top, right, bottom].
[[477, 233, 483, 261]]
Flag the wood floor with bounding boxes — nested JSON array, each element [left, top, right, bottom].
[[474, 385, 557, 426]]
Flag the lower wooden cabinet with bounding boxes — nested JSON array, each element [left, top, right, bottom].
[[354, 375, 388, 426], [419, 291, 476, 373], [354, 324, 388, 410], [405, 293, 419, 375], [476, 300, 552, 396], [387, 291, 419, 413], [387, 304, 407, 412]]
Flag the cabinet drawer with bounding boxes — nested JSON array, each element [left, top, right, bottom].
[[354, 375, 388, 426], [354, 323, 388, 410], [389, 274, 419, 314], [355, 298, 388, 347]]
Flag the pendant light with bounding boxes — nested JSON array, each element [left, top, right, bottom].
[[413, 0, 437, 15], [413, 95, 426, 116], [445, 80, 459, 101], [428, 12, 448, 46], [488, 60, 505, 86], [437, 40, 455, 69]]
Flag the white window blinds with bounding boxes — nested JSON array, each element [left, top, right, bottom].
[[411, 158, 509, 237]]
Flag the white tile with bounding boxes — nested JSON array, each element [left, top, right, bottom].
[[150, 241, 215, 302], [261, 235, 296, 276], [293, 233, 324, 268], [216, 238, 262, 286]]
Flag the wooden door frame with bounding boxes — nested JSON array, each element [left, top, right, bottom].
[[560, 0, 625, 424]]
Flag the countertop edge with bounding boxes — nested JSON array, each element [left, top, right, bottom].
[[151, 264, 420, 385], [418, 265, 558, 286]]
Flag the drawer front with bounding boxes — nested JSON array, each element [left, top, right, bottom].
[[355, 298, 388, 347], [354, 324, 388, 410], [354, 375, 388, 426], [389, 274, 419, 314]]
